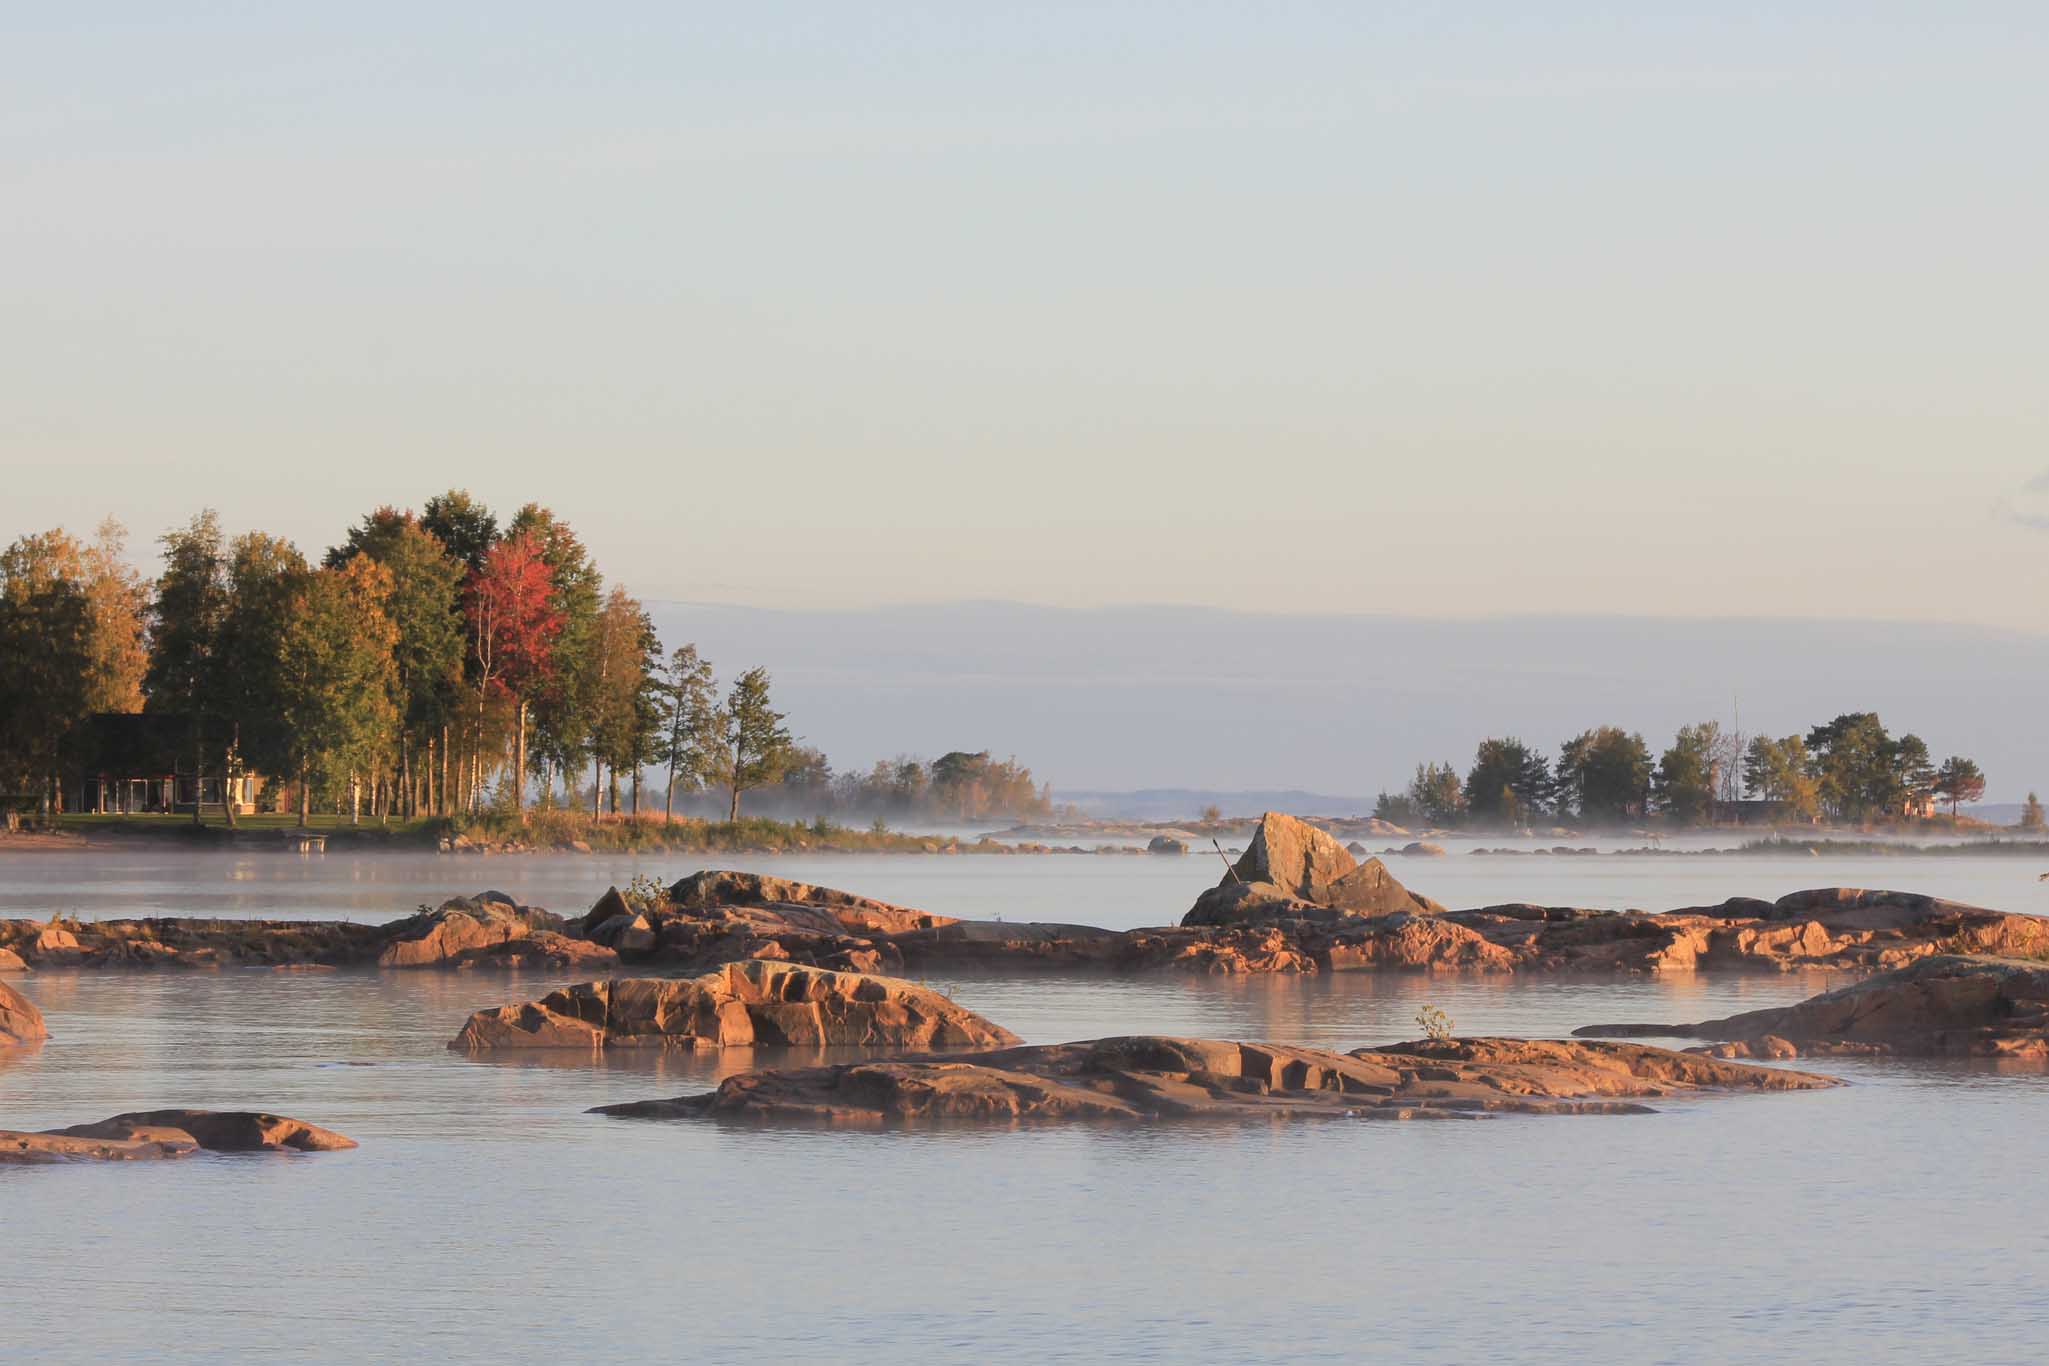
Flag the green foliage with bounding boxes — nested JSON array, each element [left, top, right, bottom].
[[0, 533, 97, 810], [275, 558, 400, 823], [1933, 756, 1987, 819], [1654, 722, 1719, 824], [1464, 737, 1552, 827], [419, 490, 498, 576], [1372, 790, 1419, 825], [1407, 762, 1466, 826], [1556, 727, 1652, 823], [722, 667, 794, 820]]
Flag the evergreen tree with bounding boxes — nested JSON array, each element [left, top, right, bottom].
[[1555, 727, 1653, 823], [1932, 757, 1986, 821], [144, 511, 233, 826], [1655, 723, 1720, 825], [0, 534, 95, 817]]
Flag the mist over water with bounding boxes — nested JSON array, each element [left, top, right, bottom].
[[5, 850, 2049, 1363]]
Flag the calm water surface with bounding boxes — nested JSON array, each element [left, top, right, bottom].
[[4, 850, 2048, 1364]]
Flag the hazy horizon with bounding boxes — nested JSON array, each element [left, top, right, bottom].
[[636, 599, 2049, 803]]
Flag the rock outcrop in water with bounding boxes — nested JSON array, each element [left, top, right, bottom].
[[7, 842, 2045, 980], [592, 1034, 1837, 1125], [1576, 954, 2049, 1058], [1185, 812, 1450, 924], [450, 958, 1021, 1052], [1, 1109, 358, 1163], [0, 892, 616, 972], [378, 892, 613, 970], [1, 979, 47, 1046]]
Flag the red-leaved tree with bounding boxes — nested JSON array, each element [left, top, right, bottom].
[[464, 531, 563, 814]]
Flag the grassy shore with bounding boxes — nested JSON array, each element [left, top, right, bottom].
[[24, 808, 1022, 855]]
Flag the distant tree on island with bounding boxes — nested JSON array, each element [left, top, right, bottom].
[[1742, 734, 1822, 821], [8, 496, 1068, 828], [1933, 757, 1987, 821], [1463, 738, 1552, 828], [721, 667, 794, 821], [1556, 727, 1652, 823], [1405, 761, 1466, 827], [1654, 723, 1720, 824], [2022, 792, 2046, 832], [654, 643, 724, 822]]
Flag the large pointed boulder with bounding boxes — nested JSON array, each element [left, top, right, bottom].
[[1186, 812, 1445, 926], [1226, 811, 1357, 900]]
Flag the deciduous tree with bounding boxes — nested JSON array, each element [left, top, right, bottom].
[[464, 531, 562, 815], [722, 667, 793, 821]]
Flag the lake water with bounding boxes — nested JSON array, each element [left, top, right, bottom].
[[4, 849, 2048, 1364]]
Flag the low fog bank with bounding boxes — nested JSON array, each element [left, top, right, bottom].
[[642, 601, 2049, 807]]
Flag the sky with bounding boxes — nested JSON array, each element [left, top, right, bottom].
[[5, 4, 2048, 628]]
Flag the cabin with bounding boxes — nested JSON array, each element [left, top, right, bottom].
[[67, 713, 264, 815]]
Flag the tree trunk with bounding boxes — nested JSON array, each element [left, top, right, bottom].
[[665, 757, 677, 825], [608, 768, 619, 815], [729, 785, 741, 822], [592, 762, 603, 817], [400, 733, 411, 819], [298, 766, 310, 828], [350, 774, 361, 825], [631, 768, 641, 818], [439, 726, 449, 818], [513, 699, 528, 818]]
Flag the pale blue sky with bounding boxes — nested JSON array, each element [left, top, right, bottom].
[[5, 4, 2047, 624]]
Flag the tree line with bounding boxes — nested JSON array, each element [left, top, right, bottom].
[[0, 496, 1050, 827], [1374, 713, 1990, 829]]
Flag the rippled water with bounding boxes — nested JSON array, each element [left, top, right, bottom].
[[4, 850, 2049, 1364]]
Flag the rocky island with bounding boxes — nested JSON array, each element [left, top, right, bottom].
[[592, 1033, 1839, 1126], [451, 958, 1019, 1051], [2, 1110, 358, 1163], [1577, 953, 2049, 1059], [7, 813, 2047, 980]]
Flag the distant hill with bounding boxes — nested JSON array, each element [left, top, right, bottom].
[[639, 600, 2049, 803]]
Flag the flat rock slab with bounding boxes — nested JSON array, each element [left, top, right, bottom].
[[592, 1034, 1838, 1126], [450, 958, 1022, 1052], [1576, 953, 2049, 1058], [1, 1109, 357, 1163]]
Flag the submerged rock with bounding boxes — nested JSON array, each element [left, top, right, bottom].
[[1577, 954, 2049, 1058], [593, 1034, 1837, 1126], [0, 979, 47, 1047], [2, 1109, 357, 1163], [450, 958, 1021, 1052]]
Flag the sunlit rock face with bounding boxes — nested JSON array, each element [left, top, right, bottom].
[[592, 1034, 1838, 1126], [450, 958, 1022, 1052]]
